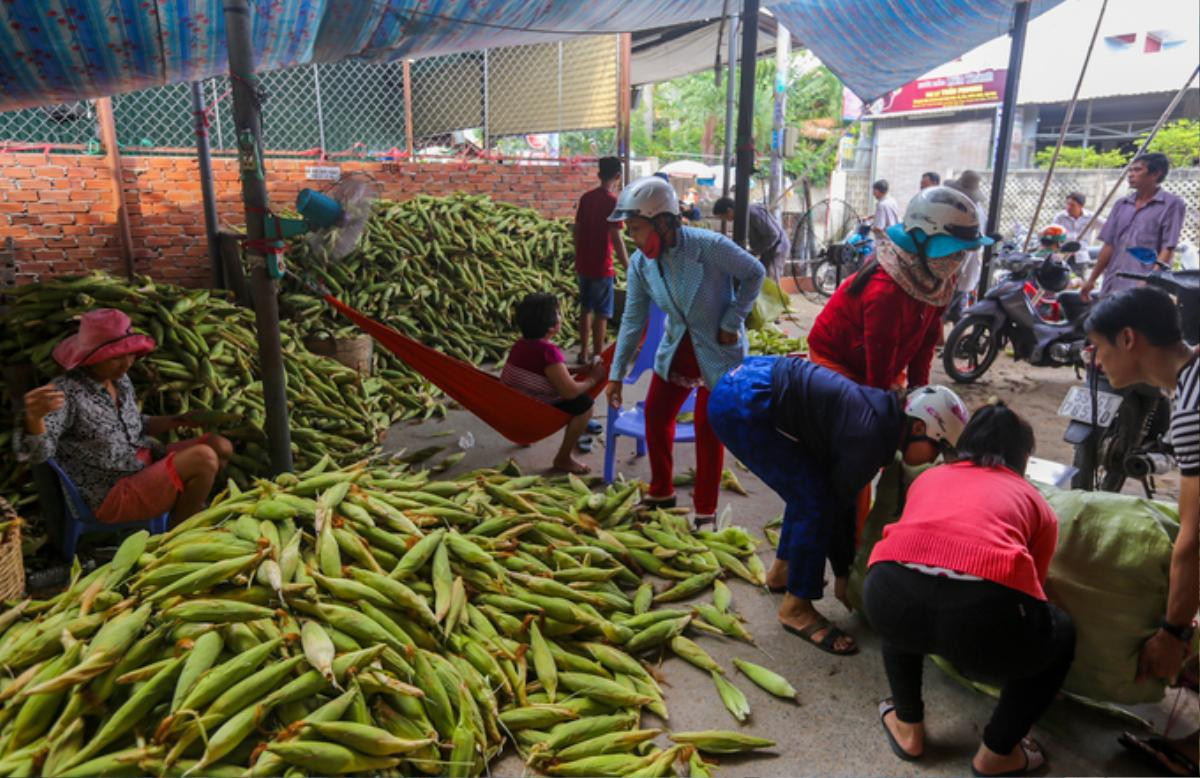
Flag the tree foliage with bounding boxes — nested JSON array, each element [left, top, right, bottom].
[[1141, 118, 1199, 168], [631, 55, 846, 183], [1035, 120, 1200, 170], [1035, 144, 1129, 169]]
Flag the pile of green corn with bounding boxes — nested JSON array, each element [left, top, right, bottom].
[[0, 273, 442, 511], [747, 327, 806, 357], [0, 460, 792, 776], [281, 193, 625, 367]]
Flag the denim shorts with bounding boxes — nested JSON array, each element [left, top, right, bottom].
[[578, 275, 614, 317]]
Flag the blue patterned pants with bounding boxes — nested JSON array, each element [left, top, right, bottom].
[[708, 356, 841, 600]]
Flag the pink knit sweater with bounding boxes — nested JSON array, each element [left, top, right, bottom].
[[868, 461, 1059, 600]]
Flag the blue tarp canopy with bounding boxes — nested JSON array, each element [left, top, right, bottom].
[[0, 0, 1064, 113]]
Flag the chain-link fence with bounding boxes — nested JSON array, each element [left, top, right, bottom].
[[840, 167, 1200, 247], [0, 36, 620, 160]]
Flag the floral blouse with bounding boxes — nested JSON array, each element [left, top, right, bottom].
[[16, 372, 161, 511]]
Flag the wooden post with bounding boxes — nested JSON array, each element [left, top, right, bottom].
[[617, 33, 632, 182], [733, 0, 760, 247], [403, 60, 415, 158], [94, 97, 135, 279]]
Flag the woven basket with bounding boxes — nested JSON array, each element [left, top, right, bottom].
[[304, 332, 373, 377], [0, 497, 25, 601]]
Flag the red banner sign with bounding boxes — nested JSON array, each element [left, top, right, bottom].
[[878, 69, 1006, 114]]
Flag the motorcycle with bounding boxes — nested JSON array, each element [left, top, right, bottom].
[[809, 222, 873, 298], [1065, 262, 1200, 494], [943, 242, 1088, 383]]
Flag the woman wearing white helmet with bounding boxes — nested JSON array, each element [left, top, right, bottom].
[[706, 352, 968, 655], [606, 176, 765, 528], [808, 185, 994, 391]]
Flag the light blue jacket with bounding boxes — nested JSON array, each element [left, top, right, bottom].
[[610, 226, 765, 390]]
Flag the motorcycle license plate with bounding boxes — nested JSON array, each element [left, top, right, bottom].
[[1057, 386, 1123, 427]]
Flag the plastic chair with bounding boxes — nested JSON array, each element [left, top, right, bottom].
[[45, 458, 168, 561], [604, 389, 696, 484], [623, 303, 667, 385]]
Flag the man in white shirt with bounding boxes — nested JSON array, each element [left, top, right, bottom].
[[1052, 192, 1104, 267], [871, 179, 901, 240]]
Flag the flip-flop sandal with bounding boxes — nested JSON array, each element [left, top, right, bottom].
[[586, 420, 602, 434], [782, 617, 859, 656], [1118, 732, 1199, 777], [878, 699, 922, 762], [576, 440, 593, 453], [971, 738, 1045, 777], [691, 514, 716, 532]]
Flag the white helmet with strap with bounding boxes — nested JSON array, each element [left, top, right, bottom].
[[904, 384, 970, 446], [609, 177, 679, 222], [890, 185, 993, 259]]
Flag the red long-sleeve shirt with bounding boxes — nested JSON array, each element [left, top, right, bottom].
[[807, 269, 945, 389], [868, 461, 1059, 601]]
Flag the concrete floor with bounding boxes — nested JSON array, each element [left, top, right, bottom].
[[382, 362, 1197, 777]]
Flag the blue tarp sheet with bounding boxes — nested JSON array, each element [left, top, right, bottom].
[[0, 0, 1065, 112], [771, 0, 1064, 101]]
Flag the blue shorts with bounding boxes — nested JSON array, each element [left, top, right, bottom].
[[578, 275, 614, 317]]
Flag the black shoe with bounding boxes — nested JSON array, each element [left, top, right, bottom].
[[635, 494, 677, 512]]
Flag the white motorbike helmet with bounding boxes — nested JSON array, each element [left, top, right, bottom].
[[904, 385, 970, 447], [888, 185, 993, 260], [609, 176, 679, 223]]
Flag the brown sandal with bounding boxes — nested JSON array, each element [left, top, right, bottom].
[[783, 617, 858, 655]]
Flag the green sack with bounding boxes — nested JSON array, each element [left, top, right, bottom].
[[1040, 486, 1177, 705], [746, 278, 790, 331], [847, 454, 936, 612]]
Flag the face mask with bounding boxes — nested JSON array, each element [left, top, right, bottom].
[[642, 229, 663, 259]]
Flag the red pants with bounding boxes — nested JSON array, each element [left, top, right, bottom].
[[644, 336, 723, 516]]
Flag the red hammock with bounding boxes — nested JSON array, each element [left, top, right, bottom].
[[324, 295, 616, 446]]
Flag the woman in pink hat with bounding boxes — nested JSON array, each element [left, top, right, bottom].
[[17, 308, 233, 527]]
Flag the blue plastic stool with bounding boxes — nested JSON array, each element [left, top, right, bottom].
[[45, 458, 168, 561], [603, 390, 696, 484]]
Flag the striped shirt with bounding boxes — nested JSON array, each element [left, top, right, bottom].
[[1170, 353, 1200, 477], [501, 338, 564, 405]]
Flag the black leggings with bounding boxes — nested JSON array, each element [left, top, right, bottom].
[[863, 562, 1075, 755]]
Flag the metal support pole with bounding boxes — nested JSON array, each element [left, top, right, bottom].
[[312, 63, 327, 156], [190, 81, 224, 289], [403, 60, 415, 158], [94, 97, 135, 279], [482, 50, 490, 151], [224, 0, 293, 475], [210, 79, 225, 150], [557, 43, 565, 139], [770, 25, 789, 221], [732, 0, 759, 247], [721, 12, 738, 204], [617, 33, 632, 182], [979, 0, 1031, 296]]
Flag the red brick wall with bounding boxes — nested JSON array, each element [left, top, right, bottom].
[[0, 154, 597, 288]]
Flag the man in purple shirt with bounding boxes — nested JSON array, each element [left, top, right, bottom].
[[1081, 153, 1186, 300]]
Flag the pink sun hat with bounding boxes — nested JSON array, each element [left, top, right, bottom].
[[52, 308, 157, 371]]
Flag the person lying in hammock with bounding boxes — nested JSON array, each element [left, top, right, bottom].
[[501, 293, 607, 474]]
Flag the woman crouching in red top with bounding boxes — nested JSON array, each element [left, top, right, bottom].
[[864, 403, 1075, 777]]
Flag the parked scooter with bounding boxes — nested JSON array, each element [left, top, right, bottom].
[[1065, 261, 1199, 494], [942, 241, 1088, 383]]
